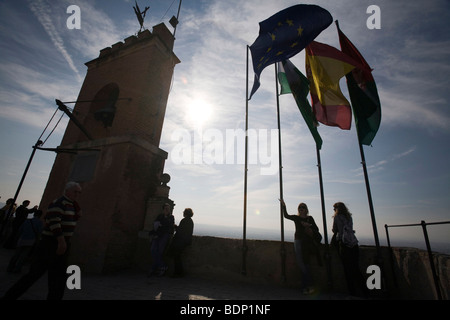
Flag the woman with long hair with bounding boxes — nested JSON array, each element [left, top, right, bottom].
[[332, 202, 368, 298], [280, 199, 322, 295]]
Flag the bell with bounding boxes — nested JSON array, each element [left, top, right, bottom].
[[94, 106, 116, 128]]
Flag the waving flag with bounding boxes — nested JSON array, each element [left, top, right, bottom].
[[305, 41, 357, 130], [249, 4, 332, 99], [278, 60, 322, 149], [336, 22, 381, 145]]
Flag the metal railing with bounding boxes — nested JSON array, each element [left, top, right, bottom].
[[385, 220, 450, 300]]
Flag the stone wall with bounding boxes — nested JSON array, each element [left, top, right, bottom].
[[387, 246, 449, 299], [134, 235, 449, 300]]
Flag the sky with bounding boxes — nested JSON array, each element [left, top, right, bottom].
[[0, 0, 449, 249]]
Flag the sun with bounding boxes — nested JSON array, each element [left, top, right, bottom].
[[186, 99, 212, 128]]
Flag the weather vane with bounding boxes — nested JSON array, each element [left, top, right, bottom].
[[133, 0, 150, 32]]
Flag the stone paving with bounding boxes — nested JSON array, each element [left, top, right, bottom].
[[0, 247, 351, 301]]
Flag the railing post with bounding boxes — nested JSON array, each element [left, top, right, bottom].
[[385, 224, 398, 288], [421, 220, 442, 300]]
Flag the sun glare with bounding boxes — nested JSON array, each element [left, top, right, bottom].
[[186, 99, 212, 128]]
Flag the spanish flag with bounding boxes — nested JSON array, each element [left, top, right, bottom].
[[305, 41, 357, 130]]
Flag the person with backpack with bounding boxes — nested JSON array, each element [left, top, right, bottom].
[[7, 210, 43, 273], [332, 202, 368, 298]]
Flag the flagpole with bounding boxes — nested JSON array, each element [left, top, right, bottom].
[[335, 20, 386, 296], [334, 21, 381, 254], [275, 63, 286, 282], [241, 45, 250, 276], [173, 0, 182, 38], [357, 132, 389, 298], [315, 144, 333, 291], [357, 132, 381, 256]]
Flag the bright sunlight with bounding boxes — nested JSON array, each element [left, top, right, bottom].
[[185, 98, 213, 128]]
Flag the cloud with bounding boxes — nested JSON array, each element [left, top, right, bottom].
[[392, 146, 417, 160], [367, 2, 450, 132], [379, 89, 450, 131], [349, 146, 417, 176], [0, 61, 76, 131], [62, 0, 136, 59], [27, 0, 82, 82], [1, 0, 448, 237]]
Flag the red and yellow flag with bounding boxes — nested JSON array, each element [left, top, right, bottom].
[[336, 22, 381, 145], [305, 41, 357, 130]]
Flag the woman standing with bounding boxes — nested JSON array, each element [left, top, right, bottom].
[[332, 202, 368, 298], [149, 203, 175, 276], [280, 199, 322, 295]]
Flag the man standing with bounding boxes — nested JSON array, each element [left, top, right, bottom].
[[3, 200, 37, 249], [1, 181, 82, 300], [170, 208, 194, 277]]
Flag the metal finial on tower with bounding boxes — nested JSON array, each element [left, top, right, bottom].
[[133, 0, 150, 32]]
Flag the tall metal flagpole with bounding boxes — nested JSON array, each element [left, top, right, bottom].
[[357, 131, 387, 297], [173, 0, 182, 38], [335, 19, 381, 261], [274, 63, 286, 282], [315, 144, 333, 291], [357, 131, 381, 258], [242, 45, 250, 275]]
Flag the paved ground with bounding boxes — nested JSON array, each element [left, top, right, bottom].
[[0, 246, 351, 301], [3, 247, 433, 318]]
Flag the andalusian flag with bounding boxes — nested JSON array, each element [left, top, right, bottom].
[[249, 4, 332, 99], [336, 22, 381, 146], [305, 41, 358, 130], [277, 60, 322, 149]]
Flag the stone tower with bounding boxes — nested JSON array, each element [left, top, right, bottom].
[[39, 23, 180, 273]]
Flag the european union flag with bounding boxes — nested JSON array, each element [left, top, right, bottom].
[[249, 4, 332, 99]]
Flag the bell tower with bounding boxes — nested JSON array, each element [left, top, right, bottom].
[[40, 23, 180, 273]]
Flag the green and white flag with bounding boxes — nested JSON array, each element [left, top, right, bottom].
[[277, 59, 323, 149]]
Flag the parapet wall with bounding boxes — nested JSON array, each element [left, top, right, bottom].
[[134, 235, 449, 300]]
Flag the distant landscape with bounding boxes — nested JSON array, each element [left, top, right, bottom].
[[193, 223, 450, 255], [1, 199, 447, 255]]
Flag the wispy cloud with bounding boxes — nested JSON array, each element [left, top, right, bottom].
[[352, 146, 417, 175], [1, 0, 448, 236], [392, 146, 417, 160], [379, 89, 450, 132], [27, 0, 82, 82], [0, 61, 76, 129], [62, 0, 136, 59]]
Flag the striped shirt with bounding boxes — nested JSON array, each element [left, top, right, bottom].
[[42, 196, 80, 238]]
